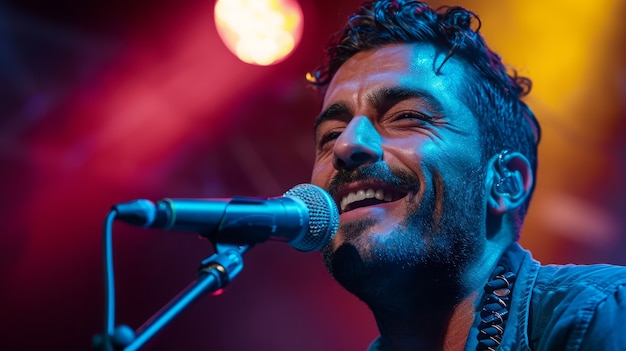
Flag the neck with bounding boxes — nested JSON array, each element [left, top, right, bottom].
[[368, 240, 511, 351], [372, 292, 478, 351]]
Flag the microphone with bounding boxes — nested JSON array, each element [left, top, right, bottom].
[[112, 184, 339, 252]]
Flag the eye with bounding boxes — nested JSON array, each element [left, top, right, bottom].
[[317, 130, 343, 148], [391, 110, 434, 123]]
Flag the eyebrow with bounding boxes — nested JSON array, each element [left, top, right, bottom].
[[369, 86, 445, 116], [314, 86, 445, 131], [314, 101, 351, 132]]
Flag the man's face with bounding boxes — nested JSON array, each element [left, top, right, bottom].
[[311, 43, 488, 297]]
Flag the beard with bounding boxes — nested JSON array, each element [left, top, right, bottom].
[[321, 163, 486, 308]]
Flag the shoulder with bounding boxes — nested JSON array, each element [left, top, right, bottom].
[[530, 263, 626, 326], [535, 263, 626, 293], [528, 263, 626, 350]]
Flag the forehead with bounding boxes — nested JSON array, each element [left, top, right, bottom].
[[322, 43, 473, 110]]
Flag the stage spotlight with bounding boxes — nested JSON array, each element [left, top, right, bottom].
[[214, 0, 303, 66]]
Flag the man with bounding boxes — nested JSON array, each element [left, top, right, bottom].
[[306, 1, 626, 350]]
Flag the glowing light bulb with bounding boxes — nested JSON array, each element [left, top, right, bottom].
[[214, 0, 303, 66]]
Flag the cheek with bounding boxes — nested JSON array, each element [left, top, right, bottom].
[[384, 139, 427, 176], [413, 136, 482, 177], [311, 160, 334, 188]]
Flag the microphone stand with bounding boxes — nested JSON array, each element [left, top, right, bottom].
[[94, 242, 248, 351]]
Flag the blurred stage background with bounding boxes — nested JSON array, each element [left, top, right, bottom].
[[1, 0, 625, 350]]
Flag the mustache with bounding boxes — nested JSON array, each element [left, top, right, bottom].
[[327, 162, 420, 197]]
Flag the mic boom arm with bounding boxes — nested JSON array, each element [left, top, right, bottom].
[[95, 184, 338, 350], [94, 238, 248, 351]]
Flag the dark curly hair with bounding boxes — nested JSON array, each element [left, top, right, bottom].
[[308, 0, 541, 231]]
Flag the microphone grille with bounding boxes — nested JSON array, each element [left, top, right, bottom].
[[284, 184, 339, 252]]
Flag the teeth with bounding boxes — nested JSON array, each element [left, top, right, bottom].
[[356, 190, 366, 201], [347, 192, 356, 204], [340, 188, 395, 211], [375, 189, 384, 200]]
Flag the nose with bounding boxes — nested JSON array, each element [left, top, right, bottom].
[[333, 116, 383, 170]]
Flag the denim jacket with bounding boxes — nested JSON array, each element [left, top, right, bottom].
[[493, 243, 626, 350], [368, 243, 626, 350]]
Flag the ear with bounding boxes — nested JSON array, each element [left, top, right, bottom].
[[486, 150, 534, 215]]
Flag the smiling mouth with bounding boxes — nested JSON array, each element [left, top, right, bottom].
[[339, 188, 407, 213]]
